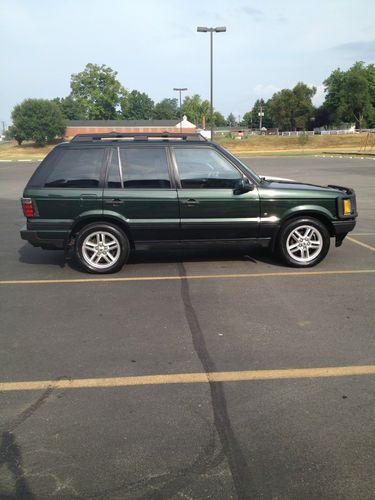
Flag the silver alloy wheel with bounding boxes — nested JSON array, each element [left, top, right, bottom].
[[82, 231, 121, 269], [286, 225, 323, 263]]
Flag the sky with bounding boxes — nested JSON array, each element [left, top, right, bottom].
[[1, 0, 374, 127]]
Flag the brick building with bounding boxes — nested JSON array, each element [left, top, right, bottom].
[[65, 117, 197, 138]]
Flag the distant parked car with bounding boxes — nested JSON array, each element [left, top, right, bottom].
[[20, 132, 357, 273]]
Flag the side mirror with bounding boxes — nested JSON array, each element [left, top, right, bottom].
[[234, 177, 254, 195]]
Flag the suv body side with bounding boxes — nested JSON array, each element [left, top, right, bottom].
[[20, 137, 357, 266]]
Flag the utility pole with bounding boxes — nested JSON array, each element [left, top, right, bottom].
[[173, 88, 188, 132], [258, 104, 264, 131]]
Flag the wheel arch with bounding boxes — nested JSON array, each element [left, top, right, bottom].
[[271, 211, 335, 251], [69, 215, 135, 249]]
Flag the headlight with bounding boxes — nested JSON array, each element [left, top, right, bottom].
[[343, 199, 351, 215]]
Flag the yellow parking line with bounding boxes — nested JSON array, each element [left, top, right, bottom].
[[353, 233, 375, 236], [1, 365, 375, 392], [0, 269, 374, 286], [347, 237, 375, 252]]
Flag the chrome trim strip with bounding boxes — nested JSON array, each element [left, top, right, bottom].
[[117, 147, 124, 188], [128, 219, 179, 224], [126, 217, 279, 224], [181, 217, 279, 223]]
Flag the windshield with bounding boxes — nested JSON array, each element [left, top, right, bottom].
[[220, 147, 261, 183]]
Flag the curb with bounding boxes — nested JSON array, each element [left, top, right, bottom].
[[321, 151, 375, 157], [316, 154, 375, 160], [0, 159, 44, 162]]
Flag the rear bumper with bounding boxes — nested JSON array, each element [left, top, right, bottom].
[[20, 225, 68, 249], [332, 219, 356, 247]]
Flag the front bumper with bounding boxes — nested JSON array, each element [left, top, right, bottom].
[[332, 219, 356, 247]]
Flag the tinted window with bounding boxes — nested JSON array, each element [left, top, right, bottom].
[[120, 148, 170, 188], [174, 148, 242, 189], [107, 149, 122, 188], [44, 148, 104, 188]]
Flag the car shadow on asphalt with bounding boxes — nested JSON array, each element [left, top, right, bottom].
[[127, 246, 276, 266], [18, 244, 70, 268], [18, 243, 280, 273]]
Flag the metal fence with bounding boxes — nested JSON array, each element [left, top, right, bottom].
[[320, 129, 355, 135], [281, 131, 315, 136]]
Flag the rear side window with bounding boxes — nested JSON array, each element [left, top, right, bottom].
[[119, 148, 170, 188], [44, 148, 105, 188]]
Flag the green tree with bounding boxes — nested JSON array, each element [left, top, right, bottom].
[[121, 90, 154, 120], [323, 68, 345, 125], [268, 89, 295, 130], [341, 63, 372, 128], [52, 96, 85, 120], [268, 83, 316, 130], [226, 113, 237, 126], [10, 99, 66, 146], [292, 82, 316, 129], [313, 105, 330, 129], [5, 125, 26, 145], [211, 111, 226, 127], [182, 95, 210, 126], [323, 62, 375, 128], [70, 63, 126, 119], [153, 98, 179, 120], [242, 111, 253, 128]]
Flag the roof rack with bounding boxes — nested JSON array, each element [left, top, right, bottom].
[[71, 132, 207, 143]]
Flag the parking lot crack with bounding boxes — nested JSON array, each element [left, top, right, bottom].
[[177, 262, 256, 499]]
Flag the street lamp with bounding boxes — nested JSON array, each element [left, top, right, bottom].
[[197, 26, 226, 140], [173, 87, 188, 132]]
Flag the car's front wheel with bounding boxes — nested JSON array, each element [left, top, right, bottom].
[[277, 217, 330, 267], [75, 223, 130, 274]]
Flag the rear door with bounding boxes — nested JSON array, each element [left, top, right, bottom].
[[102, 146, 179, 241], [172, 146, 260, 240], [28, 146, 106, 222]]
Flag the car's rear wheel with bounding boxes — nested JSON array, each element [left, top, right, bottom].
[[75, 223, 130, 274], [277, 217, 330, 267]]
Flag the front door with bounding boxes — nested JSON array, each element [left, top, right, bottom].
[[172, 146, 260, 240], [103, 146, 179, 242]]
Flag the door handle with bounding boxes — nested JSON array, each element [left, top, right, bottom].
[[182, 198, 199, 205], [105, 198, 124, 206]]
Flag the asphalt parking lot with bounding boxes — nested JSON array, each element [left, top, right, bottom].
[[0, 155, 374, 499]]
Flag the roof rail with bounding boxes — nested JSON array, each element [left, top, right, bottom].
[[71, 132, 207, 142]]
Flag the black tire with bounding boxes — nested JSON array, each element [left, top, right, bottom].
[[75, 223, 130, 274], [277, 217, 330, 267]]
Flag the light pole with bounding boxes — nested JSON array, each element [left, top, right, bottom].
[[173, 87, 188, 132], [197, 26, 226, 140]]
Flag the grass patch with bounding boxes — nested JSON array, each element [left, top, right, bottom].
[[0, 134, 371, 160], [215, 133, 367, 156], [0, 142, 56, 160]]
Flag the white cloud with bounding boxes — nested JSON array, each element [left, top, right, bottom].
[[254, 84, 280, 98], [312, 84, 326, 106]]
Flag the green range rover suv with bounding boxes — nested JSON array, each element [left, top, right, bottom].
[[21, 132, 357, 273]]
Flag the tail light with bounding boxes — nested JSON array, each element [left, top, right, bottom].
[[21, 198, 36, 218]]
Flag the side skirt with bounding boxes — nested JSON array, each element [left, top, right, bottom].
[[134, 238, 271, 250]]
